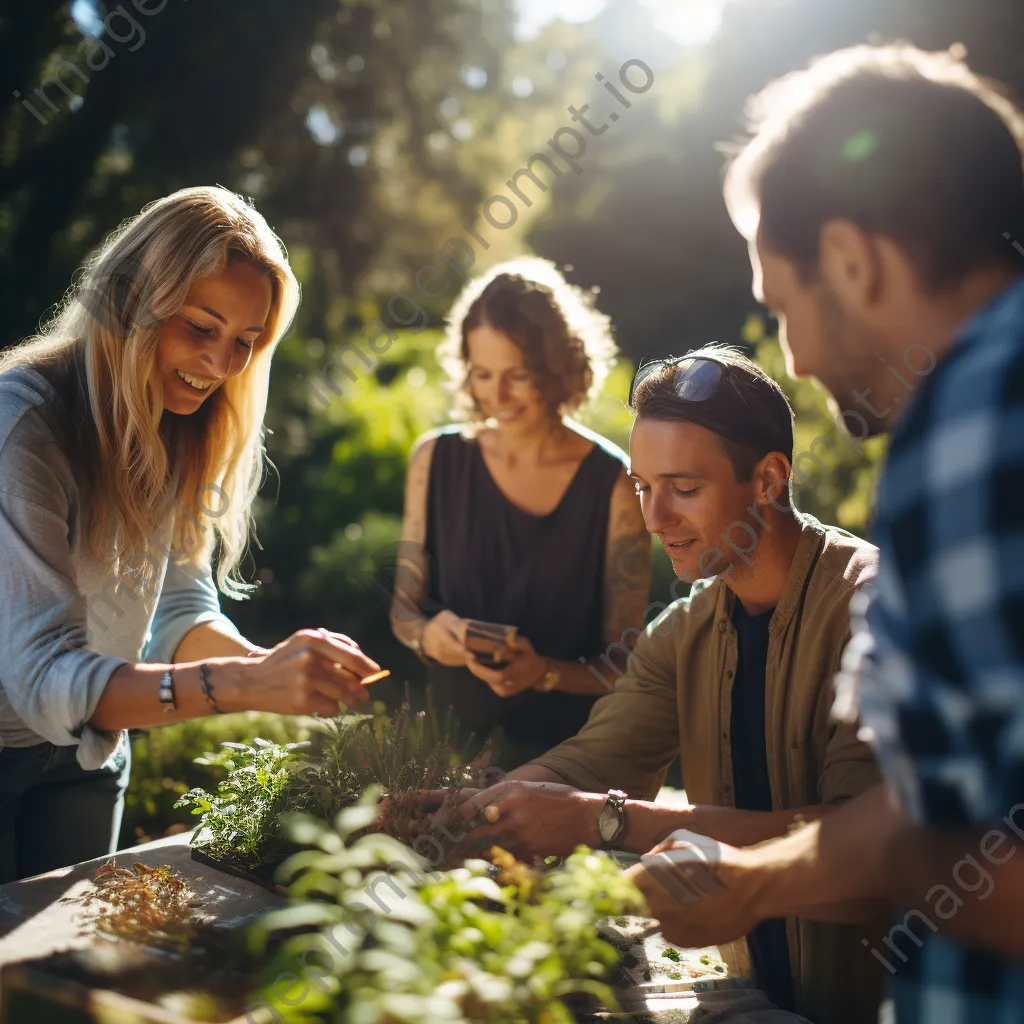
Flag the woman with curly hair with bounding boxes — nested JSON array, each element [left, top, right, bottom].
[[391, 257, 650, 768], [0, 186, 379, 882]]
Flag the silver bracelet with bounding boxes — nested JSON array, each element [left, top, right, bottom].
[[158, 668, 177, 713]]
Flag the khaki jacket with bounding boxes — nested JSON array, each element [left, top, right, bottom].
[[532, 516, 886, 1024]]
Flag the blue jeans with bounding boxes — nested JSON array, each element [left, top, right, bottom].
[[0, 736, 130, 883]]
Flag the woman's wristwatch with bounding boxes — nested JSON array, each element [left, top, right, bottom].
[[535, 659, 561, 692]]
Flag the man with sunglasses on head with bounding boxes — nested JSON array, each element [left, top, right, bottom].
[[452, 344, 886, 1024], [612, 43, 1024, 1024]]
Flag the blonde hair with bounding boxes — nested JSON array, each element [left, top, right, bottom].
[[0, 185, 300, 596], [437, 256, 617, 429]]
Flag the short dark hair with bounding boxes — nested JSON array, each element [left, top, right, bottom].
[[630, 344, 795, 482], [724, 44, 1024, 289]]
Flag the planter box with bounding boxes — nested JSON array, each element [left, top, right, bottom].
[[189, 848, 287, 897]]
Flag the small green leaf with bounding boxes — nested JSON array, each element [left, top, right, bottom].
[[280, 811, 329, 846], [257, 902, 345, 933], [332, 803, 378, 837]]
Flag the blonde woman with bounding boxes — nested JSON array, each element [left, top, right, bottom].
[[391, 258, 651, 769], [0, 187, 379, 882]]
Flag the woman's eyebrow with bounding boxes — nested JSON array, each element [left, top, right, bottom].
[[187, 304, 265, 333]]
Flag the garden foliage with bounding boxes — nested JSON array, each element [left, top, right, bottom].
[[175, 701, 476, 872], [248, 791, 649, 1024]]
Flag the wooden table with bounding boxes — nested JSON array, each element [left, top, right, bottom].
[[0, 835, 799, 1024], [0, 831, 283, 968]]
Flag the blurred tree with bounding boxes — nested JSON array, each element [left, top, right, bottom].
[[527, 0, 1024, 368], [0, 0, 522, 348], [3, 0, 1019, 678]]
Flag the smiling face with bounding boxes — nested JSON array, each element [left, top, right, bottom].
[[155, 259, 272, 415], [465, 324, 550, 434], [629, 418, 770, 584]]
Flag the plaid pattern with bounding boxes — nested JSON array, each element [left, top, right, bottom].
[[851, 276, 1024, 1023]]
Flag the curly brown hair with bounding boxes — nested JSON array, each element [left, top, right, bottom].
[[438, 257, 618, 427]]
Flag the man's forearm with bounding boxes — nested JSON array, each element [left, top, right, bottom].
[[728, 788, 1024, 954], [886, 819, 1024, 957], [509, 763, 573, 784], [502, 772, 838, 852], [625, 801, 837, 852], [746, 783, 898, 921]]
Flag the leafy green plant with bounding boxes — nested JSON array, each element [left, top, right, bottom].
[[123, 712, 311, 845], [310, 699, 470, 803], [176, 700, 478, 873], [176, 738, 308, 870], [247, 791, 649, 1024]]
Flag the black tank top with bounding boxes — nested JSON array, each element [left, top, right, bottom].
[[423, 426, 626, 764]]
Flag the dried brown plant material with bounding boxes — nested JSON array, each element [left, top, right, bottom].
[[374, 786, 474, 867], [72, 860, 199, 944]]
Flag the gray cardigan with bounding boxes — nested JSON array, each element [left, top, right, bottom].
[[0, 366, 243, 769]]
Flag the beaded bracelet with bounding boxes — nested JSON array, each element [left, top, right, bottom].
[[199, 663, 225, 714]]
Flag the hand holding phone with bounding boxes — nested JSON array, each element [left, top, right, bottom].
[[464, 619, 519, 669]]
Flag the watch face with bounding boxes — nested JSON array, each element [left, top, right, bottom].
[[598, 806, 617, 843]]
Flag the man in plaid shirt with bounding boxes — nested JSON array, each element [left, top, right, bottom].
[[624, 43, 1024, 1023]]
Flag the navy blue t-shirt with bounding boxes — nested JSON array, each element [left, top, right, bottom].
[[730, 600, 795, 1012]]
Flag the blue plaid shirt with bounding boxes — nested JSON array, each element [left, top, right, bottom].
[[846, 275, 1024, 1023]]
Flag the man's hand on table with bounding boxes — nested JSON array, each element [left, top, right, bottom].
[[426, 777, 701, 860], [439, 779, 606, 860]]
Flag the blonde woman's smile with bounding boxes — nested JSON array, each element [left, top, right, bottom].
[[175, 369, 217, 392]]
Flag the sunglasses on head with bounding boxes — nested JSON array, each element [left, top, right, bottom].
[[628, 355, 725, 408]]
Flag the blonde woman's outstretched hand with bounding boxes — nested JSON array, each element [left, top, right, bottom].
[[240, 628, 379, 716]]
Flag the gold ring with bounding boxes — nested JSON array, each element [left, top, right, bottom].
[[484, 804, 500, 824]]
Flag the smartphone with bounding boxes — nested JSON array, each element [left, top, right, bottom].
[[464, 619, 518, 669]]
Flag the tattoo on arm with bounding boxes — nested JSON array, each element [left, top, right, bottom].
[[603, 479, 652, 660], [390, 437, 436, 646]]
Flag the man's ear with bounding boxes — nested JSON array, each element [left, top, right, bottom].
[[755, 452, 792, 510], [819, 218, 885, 312]]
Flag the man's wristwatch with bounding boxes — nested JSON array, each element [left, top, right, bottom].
[[597, 789, 628, 848]]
